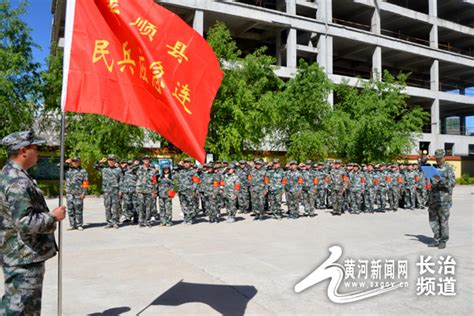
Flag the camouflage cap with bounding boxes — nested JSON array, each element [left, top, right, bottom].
[[238, 160, 247, 164], [127, 160, 134, 165], [1, 131, 45, 152], [334, 159, 342, 164], [228, 163, 236, 169], [434, 149, 445, 158], [305, 160, 313, 165], [183, 158, 193, 163], [71, 156, 81, 161], [222, 160, 229, 164], [272, 159, 280, 164], [288, 160, 297, 165], [254, 159, 263, 164], [120, 160, 128, 164], [107, 154, 117, 161], [142, 155, 150, 160]]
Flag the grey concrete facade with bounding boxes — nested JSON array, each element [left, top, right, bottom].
[[156, 0, 474, 156]]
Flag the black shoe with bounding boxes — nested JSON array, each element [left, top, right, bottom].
[[427, 241, 439, 247], [438, 242, 446, 249]]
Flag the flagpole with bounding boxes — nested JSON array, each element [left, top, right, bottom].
[[58, 110, 66, 316]]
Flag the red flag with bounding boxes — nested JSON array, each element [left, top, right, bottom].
[[61, 0, 223, 163]]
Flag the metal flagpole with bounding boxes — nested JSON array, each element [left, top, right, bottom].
[[58, 111, 66, 316]]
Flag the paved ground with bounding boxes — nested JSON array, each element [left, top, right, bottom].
[[1, 186, 473, 315]]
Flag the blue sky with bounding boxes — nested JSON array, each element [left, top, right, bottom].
[[15, 0, 52, 69]]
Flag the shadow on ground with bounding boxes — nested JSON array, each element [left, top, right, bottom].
[[137, 280, 257, 315], [405, 233, 435, 245], [88, 306, 131, 315]]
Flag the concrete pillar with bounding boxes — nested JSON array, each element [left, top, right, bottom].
[[287, 28, 297, 68], [429, 0, 438, 48], [372, 46, 382, 80], [317, 0, 333, 107], [431, 99, 440, 135], [285, 0, 297, 68], [286, 0, 296, 14], [371, 4, 380, 35], [430, 60, 439, 91], [193, 10, 204, 35], [276, 31, 283, 66]]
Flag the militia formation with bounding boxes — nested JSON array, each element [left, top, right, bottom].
[[66, 152, 455, 248], [0, 131, 457, 315]]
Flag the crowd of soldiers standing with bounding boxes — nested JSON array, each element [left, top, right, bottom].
[[65, 154, 434, 230]]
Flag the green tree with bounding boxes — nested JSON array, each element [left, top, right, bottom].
[[205, 21, 283, 159], [275, 60, 332, 161], [0, 0, 40, 158], [331, 71, 430, 163]]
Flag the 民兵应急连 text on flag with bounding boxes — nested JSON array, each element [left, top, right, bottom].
[[61, 0, 223, 162]]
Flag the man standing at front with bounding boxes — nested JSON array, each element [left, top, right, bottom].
[[0, 131, 66, 315], [427, 149, 455, 249]]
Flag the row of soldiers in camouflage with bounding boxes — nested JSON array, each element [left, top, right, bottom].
[[67, 155, 444, 230]]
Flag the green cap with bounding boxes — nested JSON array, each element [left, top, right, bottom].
[[1, 131, 45, 153], [434, 149, 445, 158]]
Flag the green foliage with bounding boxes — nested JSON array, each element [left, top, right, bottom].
[[0, 0, 40, 159], [206, 22, 283, 160], [456, 173, 474, 185], [329, 71, 430, 163], [276, 60, 332, 160]]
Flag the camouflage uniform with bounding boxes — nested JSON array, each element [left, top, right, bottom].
[[176, 161, 199, 224], [200, 168, 221, 223], [157, 169, 174, 226], [372, 168, 385, 212], [330, 164, 347, 215], [65, 161, 88, 228], [94, 157, 122, 227], [386, 168, 401, 211], [120, 162, 139, 222], [266, 163, 285, 219], [222, 169, 240, 221], [404, 168, 417, 209], [248, 161, 268, 220], [285, 163, 303, 219], [236, 162, 250, 212], [301, 166, 316, 216], [0, 131, 57, 315], [349, 168, 364, 214], [363, 169, 375, 213], [135, 164, 157, 227], [427, 150, 456, 247]]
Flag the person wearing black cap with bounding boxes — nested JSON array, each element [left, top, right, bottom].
[[64, 156, 89, 230], [0, 131, 66, 315]]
